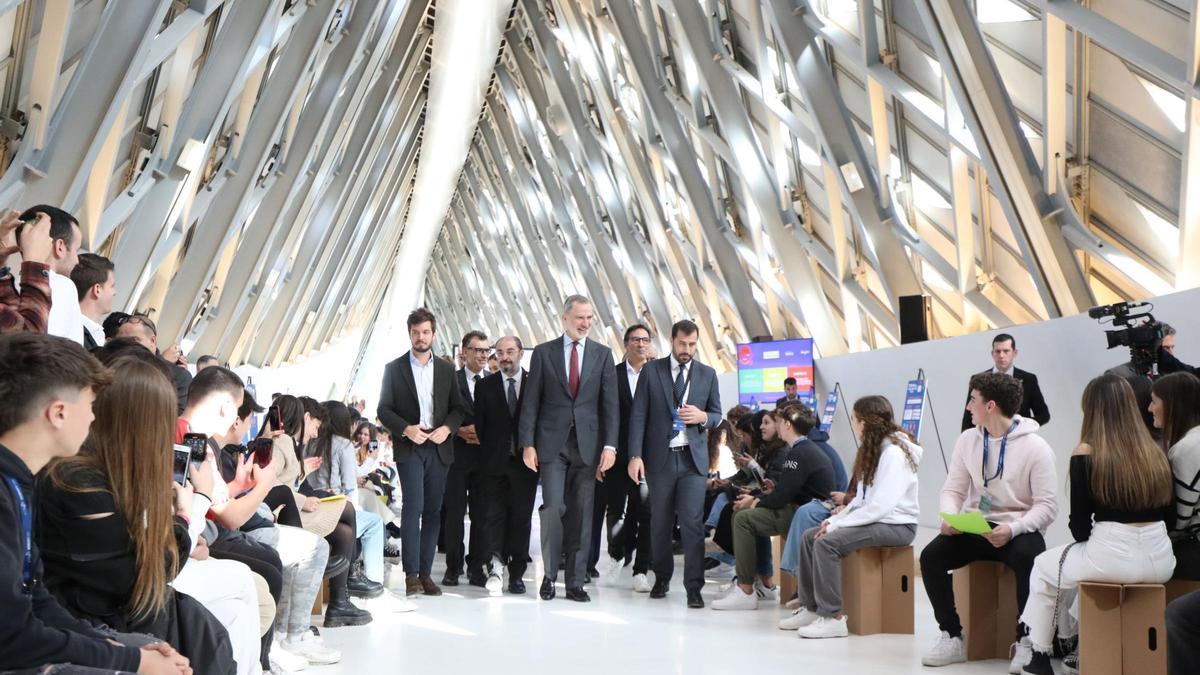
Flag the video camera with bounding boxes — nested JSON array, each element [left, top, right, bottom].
[[1088, 301, 1163, 377]]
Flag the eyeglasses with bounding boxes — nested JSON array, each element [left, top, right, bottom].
[[627, 337, 651, 344], [465, 347, 490, 355]]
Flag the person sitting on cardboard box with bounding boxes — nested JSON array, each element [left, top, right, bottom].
[[920, 372, 1059, 672], [780, 395, 921, 639]]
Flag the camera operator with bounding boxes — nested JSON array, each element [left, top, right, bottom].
[[1107, 323, 1183, 378]]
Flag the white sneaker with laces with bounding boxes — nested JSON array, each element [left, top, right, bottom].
[[922, 631, 967, 667], [711, 585, 759, 611], [797, 615, 849, 639], [1009, 636, 1033, 674], [269, 642, 308, 673], [485, 568, 504, 595], [632, 573, 652, 593], [706, 562, 734, 580], [600, 555, 624, 582], [283, 631, 341, 665], [778, 607, 819, 630], [753, 580, 778, 602]]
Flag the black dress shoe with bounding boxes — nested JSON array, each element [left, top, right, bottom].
[[324, 597, 373, 628], [347, 572, 385, 599], [323, 555, 350, 580], [509, 578, 526, 594], [441, 572, 460, 587], [565, 586, 591, 602], [539, 577, 556, 600], [467, 569, 487, 588], [686, 590, 704, 609], [649, 580, 669, 599], [588, 566, 600, 578]]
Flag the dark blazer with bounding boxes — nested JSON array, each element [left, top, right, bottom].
[[452, 367, 484, 466], [378, 351, 467, 465], [960, 366, 1051, 431], [627, 356, 723, 475], [517, 335, 619, 466], [774, 395, 802, 408], [475, 369, 528, 474]]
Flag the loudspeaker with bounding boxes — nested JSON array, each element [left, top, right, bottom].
[[898, 295, 930, 344]]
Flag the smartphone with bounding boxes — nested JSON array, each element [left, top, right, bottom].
[[368, 440, 379, 454], [267, 405, 283, 432], [182, 432, 208, 463], [172, 445, 191, 485], [247, 437, 273, 468]]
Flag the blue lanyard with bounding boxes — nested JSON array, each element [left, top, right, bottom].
[[982, 421, 1018, 488], [3, 475, 32, 593]]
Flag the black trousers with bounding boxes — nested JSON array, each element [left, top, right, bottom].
[[589, 479, 605, 570], [209, 534, 283, 671], [597, 470, 651, 573], [1167, 589, 1200, 675], [443, 456, 487, 576], [647, 450, 706, 592], [482, 458, 540, 577], [1172, 536, 1200, 580], [919, 531, 1046, 640]]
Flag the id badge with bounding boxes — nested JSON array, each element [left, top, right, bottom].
[[671, 409, 685, 434], [978, 492, 993, 515]]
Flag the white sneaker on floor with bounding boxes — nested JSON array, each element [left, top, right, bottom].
[[711, 585, 759, 610], [600, 555, 624, 582], [390, 591, 418, 612], [1009, 636, 1033, 674], [797, 615, 848, 639], [706, 562, 734, 580], [922, 631, 967, 667], [283, 631, 341, 665], [778, 607, 819, 630], [269, 643, 308, 673], [785, 597, 801, 610], [485, 568, 504, 595], [753, 580, 778, 602], [632, 573, 653, 593]]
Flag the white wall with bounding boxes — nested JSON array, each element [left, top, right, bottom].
[[718, 287, 1200, 547]]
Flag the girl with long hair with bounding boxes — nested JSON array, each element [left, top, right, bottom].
[[1019, 375, 1175, 675], [1149, 371, 1200, 579], [36, 355, 235, 674], [787, 395, 922, 639]]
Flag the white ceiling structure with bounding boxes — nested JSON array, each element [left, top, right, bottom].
[[0, 0, 1196, 391]]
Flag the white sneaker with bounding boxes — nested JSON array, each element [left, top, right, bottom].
[[922, 631, 967, 667], [711, 585, 759, 610], [390, 591, 418, 612], [269, 643, 308, 673], [283, 631, 341, 665], [753, 580, 778, 602], [785, 597, 801, 610], [706, 562, 734, 580], [797, 615, 849, 639], [600, 555, 624, 582], [485, 568, 504, 596], [778, 607, 819, 630], [1009, 636, 1033, 674], [632, 573, 653, 593]]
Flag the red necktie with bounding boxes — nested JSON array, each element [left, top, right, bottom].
[[569, 341, 580, 399]]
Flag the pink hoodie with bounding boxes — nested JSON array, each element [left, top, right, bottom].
[[940, 416, 1059, 536]]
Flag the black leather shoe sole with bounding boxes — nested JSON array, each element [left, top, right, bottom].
[[687, 592, 705, 609], [324, 609, 373, 628], [540, 578, 556, 600], [565, 587, 591, 602], [649, 584, 668, 599]]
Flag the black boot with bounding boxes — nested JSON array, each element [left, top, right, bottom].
[[324, 597, 372, 628], [323, 555, 349, 580], [1022, 651, 1053, 675], [347, 563, 384, 599], [385, 521, 402, 539]]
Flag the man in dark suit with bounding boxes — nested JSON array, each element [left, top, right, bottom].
[[959, 333, 1051, 431], [377, 308, 467, 597], [519, 295, 619, 602], [442, 330, 490, 587], [775, 376, 801, 408], [593, 324, 654, 591], [628, 319, 723, 609], [475, 335, 539, 595]]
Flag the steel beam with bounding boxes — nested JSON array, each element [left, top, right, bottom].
[[1178, 2, 1200, 290]]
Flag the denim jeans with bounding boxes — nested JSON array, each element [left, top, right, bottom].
[[780, 498, 832, 577], [355, 508, 385, 583], [705, 492, 730, 530]]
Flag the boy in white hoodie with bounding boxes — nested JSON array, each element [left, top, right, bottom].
[[920, 373, 1059, 672]]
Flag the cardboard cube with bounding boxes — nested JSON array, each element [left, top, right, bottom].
[[1078, 582, 1166, 675], [311, 578, 328, 616], [952, 561, 1019, 660], [840, 545, 914, 635], [772, 534, 796, 607]]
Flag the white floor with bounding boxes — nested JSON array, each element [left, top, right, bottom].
[[315, 554, 1022, 675]]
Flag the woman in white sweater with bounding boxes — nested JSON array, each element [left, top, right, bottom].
[[1150, 371, 1200, 580], [788, 395, 922, 639]]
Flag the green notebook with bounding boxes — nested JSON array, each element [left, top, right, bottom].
[[938, 511, 993, 535]]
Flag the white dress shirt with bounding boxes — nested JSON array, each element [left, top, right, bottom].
[[46, 271, 83, 345], [563, 334, 585, 378], [669, 356, 693, 448], [410, 351, 436, 429], [81, 314, 105, 347], [463, 365, 487, 402], [626, 360, 644, 397], [993, 365, 1015, 377], [504, 368, 524, 400]]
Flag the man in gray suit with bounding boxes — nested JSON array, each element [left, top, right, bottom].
[[628, 319, 722, 608], [519, 295, 619, 602]]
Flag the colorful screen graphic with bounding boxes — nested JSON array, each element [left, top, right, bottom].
[[736, 338, 815, 408]]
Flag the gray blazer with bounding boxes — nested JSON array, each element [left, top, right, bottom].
[[627, 356, 722, 476], [517, 335, 619, 466]]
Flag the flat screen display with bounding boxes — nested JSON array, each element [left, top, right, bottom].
[[736, 338, 815, 408]]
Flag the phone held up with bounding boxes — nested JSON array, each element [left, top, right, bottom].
[[246, 437, 273, 468]]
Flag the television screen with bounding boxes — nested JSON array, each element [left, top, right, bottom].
[[736, 338, 815, 408]]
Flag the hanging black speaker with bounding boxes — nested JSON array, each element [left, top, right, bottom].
[[898, 295, 931, 344]]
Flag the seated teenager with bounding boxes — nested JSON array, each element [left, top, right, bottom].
[[352, 422, 399, 530], [304, 401, 385, 598], [711, 404, 835, 611], [36, 353, 235, 675], [0, 333, 191, 675], [920, 372, 1058, 671], [1020, 375, 1175, 675], [784, 396, 921, 638], [1149, 372, 1200, 579]]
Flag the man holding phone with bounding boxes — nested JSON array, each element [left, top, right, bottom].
[[627, 320, 723, 609]]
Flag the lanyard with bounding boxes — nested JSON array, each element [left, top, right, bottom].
[[982, 420, 1018, 488], [674, 362, 695, 407], [3, 475, 32, 593]]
